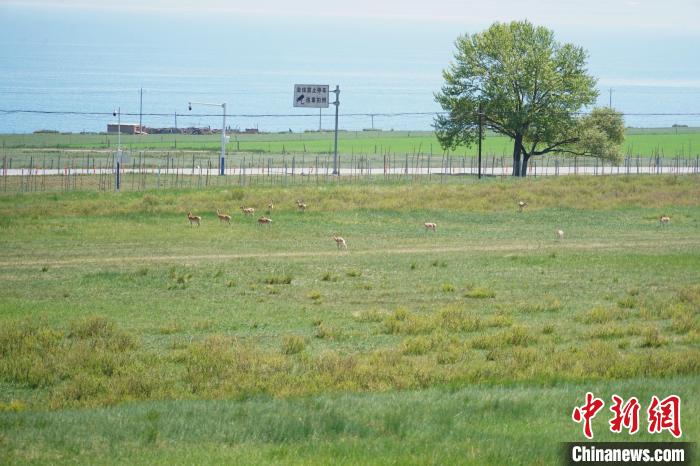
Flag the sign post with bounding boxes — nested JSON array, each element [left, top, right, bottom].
[[293, 84, 338, 174], [332, 85, 340, 175]]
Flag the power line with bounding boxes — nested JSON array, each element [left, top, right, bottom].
[[1, 108, 700, 118]]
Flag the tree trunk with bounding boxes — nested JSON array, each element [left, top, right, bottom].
[[512, 134, 523, 176], [520, 153, 531, 177]]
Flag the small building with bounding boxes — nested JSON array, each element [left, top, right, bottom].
[[107, 123, 142, 135], [244, 128, 259, 134]]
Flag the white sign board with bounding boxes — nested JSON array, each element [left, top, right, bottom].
[[293, 84, 330, 108]]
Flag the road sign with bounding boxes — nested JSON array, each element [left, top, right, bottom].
[[293, 84, 330, 108]]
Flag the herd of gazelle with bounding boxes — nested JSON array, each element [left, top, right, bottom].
[[189, 201, 673, 247]]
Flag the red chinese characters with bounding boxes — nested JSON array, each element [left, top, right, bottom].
[[572, 393, 682, 439], [572, 392, 605, 439], [609, 395, 640, 434], [648, 395, 682, 438]]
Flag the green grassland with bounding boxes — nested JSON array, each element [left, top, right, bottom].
[[2, 127, 700, 158], [1, 175, 699, 464]]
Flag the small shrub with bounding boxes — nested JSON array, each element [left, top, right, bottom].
[[640, 327, 666, 348], [578, 306, 627, 324], [321, 272, 337, 282], [464, 285, 495, 299], [400, 336, 433, 355], [315, 323, 342, 340], [671, 311, 697, 334], [441, 283, 455, 293], [159, 322, 183, 335], [346, 270, 362, 277], [41, 266, 49, 272], [0, 399, 26, 412], [410, 262, 417, 270], [617, 297, 637, 309], [436, 306, 480, 332], [382, 308, 432, 335], [431, 260, 447, 268], [226, 280, 236, 288], [281, 335, 306, 355], [484, 313, 512, 328], [264, 275, 292, 285], [518, 298, 563, 313], [542, 324, 555, 335], [308, 291, 322, 301], [352, 309, 388, 323]]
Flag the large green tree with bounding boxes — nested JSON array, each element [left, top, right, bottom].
[[434, 21, 624, 176]]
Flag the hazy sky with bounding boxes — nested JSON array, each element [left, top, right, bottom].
[[2, 0, 699, 33]]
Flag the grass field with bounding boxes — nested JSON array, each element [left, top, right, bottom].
[[1, 127, 700, 158], [1, 175, 699, 464]]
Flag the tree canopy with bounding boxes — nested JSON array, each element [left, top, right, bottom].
[[434, 21, 624, 176]]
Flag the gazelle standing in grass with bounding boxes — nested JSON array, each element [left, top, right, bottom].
[[258, 216, 272, 226], [660, 215, 671, 226], [332, 234, 347, 250], [216, 209, 231, 224], [555, 229, 564, 240], [296, 200, 307, 212], [518, 201, 528, 212], [187, 212, 201, 227], [240, 206, 255, 215], [266, 202, 274, 215], [424, 222, 437, 231]]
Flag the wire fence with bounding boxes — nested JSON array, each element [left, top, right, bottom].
[[3, 150, 699, 193]]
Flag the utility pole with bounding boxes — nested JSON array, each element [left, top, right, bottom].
[[319, 108, 322, 131], [174, 111, 178, 130], [188, 101, 227, 175], [139, 88, 143, 133], [477, 103, 483, 180], [113, 107, 121, 191], [370, 114, 375, 130], [332, 85, 340, 175], [609, 88, 613, 108]]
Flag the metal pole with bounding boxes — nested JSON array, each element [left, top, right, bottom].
[[332, 85, 340, 175], [319, 108, 322, 131], [477, 103, 483, 179], [221, 103, 226, 176], [116, 107, 121, 191], [139, 88, 143, 132]]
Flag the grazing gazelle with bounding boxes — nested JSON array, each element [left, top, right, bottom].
[[332, 234, 347, 250], [187, 212, 201, 227], [216, 209, 231, 224], [424, 222, 437, 231], [266, 202, 274, 215], [660, 215, 671, 226], [240, 206, 255, 215], [555, 229, 564, 240], [518, 201, 528, 212], [258, 216, 272, 226], [296, 200, 307, 211]]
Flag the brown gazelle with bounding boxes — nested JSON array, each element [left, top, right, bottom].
[[216, 209, 231, 224], [424, 222, 437, 231], [187, 212, 201, 227], [266, 202, 274, 215], [258, 217, 272, 226], [240, 206, 255, 215], [332, 234, 347, 250], [660, 215, 671, 226], [555, 229, 564, 240], [518, 201, 528, 212], [296, 200, 307, 211]]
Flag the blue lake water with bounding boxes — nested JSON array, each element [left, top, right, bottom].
[[1, 5, 699, 133]]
